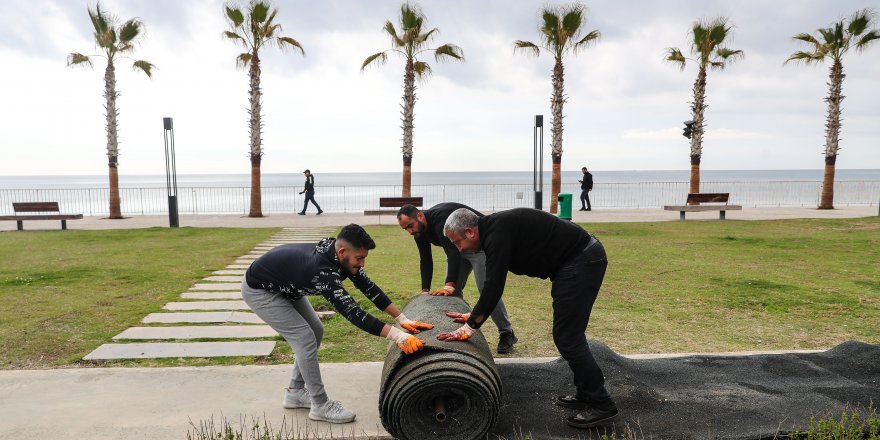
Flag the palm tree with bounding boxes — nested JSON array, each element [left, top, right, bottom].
[[362, 3, 463, 197], [223, 0, 303, 217], [665, 17, 743, 196], [67, 3, 154, 219], [515, 3, 599, 214], [785, 9, 879, 209]]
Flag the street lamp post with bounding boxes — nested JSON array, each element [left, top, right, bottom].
[[163, 117, 179, 228], [534, 115, 544, 210]]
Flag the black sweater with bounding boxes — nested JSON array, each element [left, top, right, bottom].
[[467, 208, 591, 329], [245, 238, 392, 336], [415, 203, 483, 290]]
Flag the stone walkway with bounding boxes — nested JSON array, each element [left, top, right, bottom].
[[83, 226, 339, 361]]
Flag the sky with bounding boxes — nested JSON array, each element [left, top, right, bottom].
[[1, 0, 879, 176]]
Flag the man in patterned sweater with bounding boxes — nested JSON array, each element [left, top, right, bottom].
[[243, 224, 432, 423]]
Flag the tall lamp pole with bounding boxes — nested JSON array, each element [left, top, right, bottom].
[[163, 117, 179, 228], [534, 115, 544, 210]]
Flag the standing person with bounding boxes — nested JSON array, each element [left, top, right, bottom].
[[298, 169, 323, 215], [242, 224, 433, 423], [437, 208, 617, 429], [578, 166, 593, 211], [396, 203, 518, 354]]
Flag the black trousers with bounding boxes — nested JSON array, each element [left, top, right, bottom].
[[580, 189, 591, 210], [301, 190, 321, 213], [550, 237, 614, 410]]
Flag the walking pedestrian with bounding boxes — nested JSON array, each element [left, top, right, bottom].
[[578, 166, 593, 211], [299, 169, 323, 215]]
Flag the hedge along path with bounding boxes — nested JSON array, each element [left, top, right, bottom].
[[83, 227, 339, 361]]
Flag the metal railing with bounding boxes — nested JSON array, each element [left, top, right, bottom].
[[0, 180, 877, 216]]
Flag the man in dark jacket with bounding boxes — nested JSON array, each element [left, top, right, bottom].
[[243, 224, 432, 423], [396, 203, 518, 353], [298, 169, 323, 215], [579, 166, 593, 211], [437, 208, 616, 429]]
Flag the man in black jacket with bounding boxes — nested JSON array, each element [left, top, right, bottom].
[[243, 224, 432, 423], [396, 203, 518, 353], [578, 166, 593, 211], [437, 208, 617, 429], [298, 169, 323, 215]]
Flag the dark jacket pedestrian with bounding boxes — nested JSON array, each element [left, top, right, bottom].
[[298, 169, 323, 215], [579, 167, 593, 211]]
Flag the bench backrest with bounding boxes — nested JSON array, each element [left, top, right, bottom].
[[379, 197, 423, 208], [686, 193, 729, 204], [13, 202, 61, 213]]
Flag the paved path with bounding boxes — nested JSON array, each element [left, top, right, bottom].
[[83, 226, 338, 361]]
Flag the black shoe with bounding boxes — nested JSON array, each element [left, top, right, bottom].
[[316, 210, 323, 215], [298, 212, 306, 215], [566, 406, 619, 429], [579, 208, 587, 211], [556, 395, 589, 410], [586, 208, 592, 211], [497, 331, 518, 354]]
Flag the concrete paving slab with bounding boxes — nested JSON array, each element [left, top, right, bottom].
[[202, 276, 243, 282], [191, 283, 240, 291], [1, 363, 382, 440], [234, 259, 255, 264], [212, 270, 245, 275], [181, 291, 242, 299], [113, 326, 277, 340], [143, 312, 264, 324], [163, 301, 249, 311], [83, 341, 276, 360], [226, 264, 250, 269]]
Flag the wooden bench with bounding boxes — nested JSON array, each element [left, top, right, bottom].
[[0, 202, 83, 230], [663, 193, 742, 220], [364, 197, 423, 216]]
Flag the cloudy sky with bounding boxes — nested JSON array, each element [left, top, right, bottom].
[[1, 0, 878, 176]]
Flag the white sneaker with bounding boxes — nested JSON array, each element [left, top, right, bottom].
[[282, 387, 310, 409], [308, 399, 356, 423]]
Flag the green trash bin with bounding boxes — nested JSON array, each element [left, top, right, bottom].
[[557, 193, 572, 220]]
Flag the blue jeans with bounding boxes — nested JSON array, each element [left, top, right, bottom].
[[301, 190, 321, 213], [550, 237, 614, 409], [580, 189, 591, 210]]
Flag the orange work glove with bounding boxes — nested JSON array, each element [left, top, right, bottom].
[[429, 285, 456, 296], [436, 323, 476, 342], [445, 311, 470, 324], [395, 313, 434, 334], [386, 327, 427, 354]]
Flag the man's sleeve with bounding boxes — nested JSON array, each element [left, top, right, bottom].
[[466, 239, 511, 329], [317, 269, 386, 336], [349, 267, 393, 311], [416, 236, 433, 290], [441, 238, 462, 286]]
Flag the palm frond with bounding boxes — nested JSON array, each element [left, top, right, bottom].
[[276, 36, 304, 55], [413, 60, 432, 78], [66, 52, 93, 68], [418, 28, 438, 44], [514, 40, 541, 57], [132, 60, 155, 78], [540, 9, 560, 47], [250, 1, 270, 24], [664, 48, 686, 71], [716, 47, 744, 62], [236, 53, 252, 69], [224, 5, 244, 27], [223, 30, 246, 43], [855, 29, 880, 51], [792, 32, 820, 47], [383, 21, 404, 47], [847, 8, 874, 36], [400, 3, 424, 31], [707, 18, 730, 45], [119, 18, 142, 44], [573, 29, 600, 53], [561, 6, 585, 37], [818, 26, 837, 46], [784, 50, 823, 65], [361, 51, 387, 70], [88, 4, 111, 34], [434, 44, 463, 62], [708, 60, 726, 70]]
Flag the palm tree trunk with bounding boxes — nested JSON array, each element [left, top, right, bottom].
[[104, 61, 123, 219], [689, 67, 707, 198], [549, 59, 565, 214], [248, 50, 263, 217], [819, 61, 844, 209], [401, 59, 416, 197]]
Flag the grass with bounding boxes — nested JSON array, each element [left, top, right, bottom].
[[1, 217, 878, 369]]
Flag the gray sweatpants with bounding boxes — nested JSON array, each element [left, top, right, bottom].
[[241, 280, 328, 405], [451, 251, 514, 335]]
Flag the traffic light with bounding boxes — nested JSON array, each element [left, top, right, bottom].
[[682, 120, 694, 139]]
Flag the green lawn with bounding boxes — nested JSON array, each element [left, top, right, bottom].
[[1, 217, 878, 369]]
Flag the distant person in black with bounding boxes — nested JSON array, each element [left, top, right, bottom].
[[437, 207, 617, 429], [242, 224, 432, 423], [396, 203, 518, 354], [298, 169, 323, 215], [579, 166, 593, 211]]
